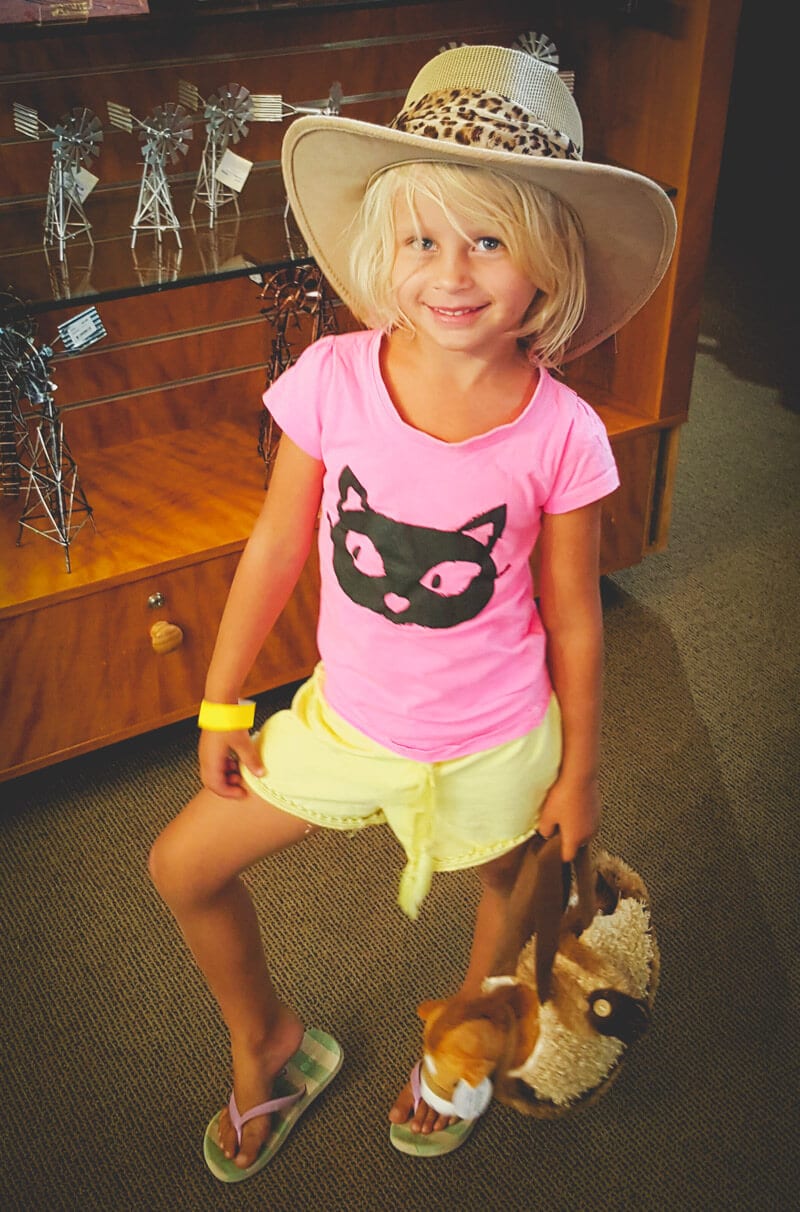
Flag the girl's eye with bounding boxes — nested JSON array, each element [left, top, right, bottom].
[[411, 236, 435, 251], [475, 237, 502, 252]]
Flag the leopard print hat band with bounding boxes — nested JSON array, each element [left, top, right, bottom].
[[402, 44, 583, 151], [389, 88, 582, 162]]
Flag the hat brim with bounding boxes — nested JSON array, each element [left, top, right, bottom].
[[282, 115, 677, 362]]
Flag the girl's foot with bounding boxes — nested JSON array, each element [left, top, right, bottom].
[[388, 1078, 458, 1135], [217, 1007, 306, 1169]]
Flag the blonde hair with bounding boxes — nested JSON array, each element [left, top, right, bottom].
[[346, 162, 586, 369]]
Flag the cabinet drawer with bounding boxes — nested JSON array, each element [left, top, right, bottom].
[[0, 553, 319, 781]]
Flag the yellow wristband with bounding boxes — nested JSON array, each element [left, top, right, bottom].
[[197, 698, 256, 732]]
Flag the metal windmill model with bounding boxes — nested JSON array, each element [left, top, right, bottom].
[[12, 103, 103, 260], [257, 263, 338, 484], [179, 76, 343, 231], [107, 100, 193, 247], [178, 80, 254, 226], [4, 306, 105, 572], [1, 293, 38, 499]]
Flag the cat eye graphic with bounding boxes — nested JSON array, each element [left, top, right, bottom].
[[330, 467, 506, 629]]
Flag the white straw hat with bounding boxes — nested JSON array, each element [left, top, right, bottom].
[[282, 44, 677, 361]]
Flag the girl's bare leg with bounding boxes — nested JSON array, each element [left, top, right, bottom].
[[148, 786, 316, 1169], [388, 844, 526, 1133]]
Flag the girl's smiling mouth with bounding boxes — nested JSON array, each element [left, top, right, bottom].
[[426, 303, 489, 319]]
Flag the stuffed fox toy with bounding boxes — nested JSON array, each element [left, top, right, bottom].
[[416, 833, 659, 1119]]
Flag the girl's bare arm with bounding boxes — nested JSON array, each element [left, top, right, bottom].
[[535, 500, 605, 860], [199, 434, 324, 796]]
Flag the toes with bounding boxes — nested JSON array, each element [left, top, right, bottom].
[[388, 1081, 415, 1124], [217, 1106, 271, 1168], [234, 1119, 269, 1170], [417, 1104, 455, 1135], [389, 1079, 459, 1135], [217, 1106, 237, 1159]]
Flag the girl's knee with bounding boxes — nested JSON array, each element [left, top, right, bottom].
[[476, 844, 526, 893], [147, 811, 217, 909], [147, 825, 185, 905]]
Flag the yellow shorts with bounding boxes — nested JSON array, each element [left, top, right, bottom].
[[241, 665, 562, 919]]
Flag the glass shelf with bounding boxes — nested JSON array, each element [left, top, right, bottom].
[[0, 163, 314, 317]]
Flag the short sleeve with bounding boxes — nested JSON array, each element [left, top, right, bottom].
[[261, 335, 336, 460], [543, 397, 620, 514]]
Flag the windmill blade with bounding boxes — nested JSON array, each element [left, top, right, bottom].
[[54, 107, 104, 167], [0, 290, 35, 339], [514, 31, 560, 68], [142, 102, 193, 166], [205, 82, 253, 144]]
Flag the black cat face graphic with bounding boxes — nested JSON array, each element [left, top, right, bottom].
[[328, 467, 507, 628]]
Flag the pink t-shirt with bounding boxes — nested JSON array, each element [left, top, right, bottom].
[[263, 329, 619, 761]]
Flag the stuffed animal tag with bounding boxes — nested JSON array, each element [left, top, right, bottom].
[[451, 1077, 493, 1120], [419, 1066, 493, 1120]]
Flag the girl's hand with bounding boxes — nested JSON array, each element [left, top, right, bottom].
[[198, 729, 265, 799], [536, 774, 601, 861]]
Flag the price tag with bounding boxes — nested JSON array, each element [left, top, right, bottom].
[[58, 307, 106, 353], [214, 148, 253, 193], [72, 167, 99, 203]]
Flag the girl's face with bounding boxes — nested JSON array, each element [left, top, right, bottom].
[[390, 190, 537, 361]]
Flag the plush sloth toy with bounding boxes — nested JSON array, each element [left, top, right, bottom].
[[416, 833, 659, 1119]]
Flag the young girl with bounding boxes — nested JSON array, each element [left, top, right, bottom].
[[149, 44, 675, 1178]]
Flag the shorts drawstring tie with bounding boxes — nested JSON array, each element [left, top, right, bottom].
[[397, 765, 437, 920]]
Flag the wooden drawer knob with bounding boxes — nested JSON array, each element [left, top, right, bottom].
[[150, 620, 184, 654]]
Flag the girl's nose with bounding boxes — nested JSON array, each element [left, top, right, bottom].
[[435, 246, 472, 289]]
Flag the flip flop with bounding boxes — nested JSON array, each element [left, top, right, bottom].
[[389, 1062, 476, 1157], [203, 1027, 343, 1183]]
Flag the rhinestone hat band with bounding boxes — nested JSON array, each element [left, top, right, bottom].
[[389, 89, 581, 162]]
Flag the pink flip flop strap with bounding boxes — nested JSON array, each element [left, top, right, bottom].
[[228, 1086, 305, 1147], [410, 1061, 422, 1112]]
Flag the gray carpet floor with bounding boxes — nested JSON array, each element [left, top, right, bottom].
[[2, 36, 798, 1208]]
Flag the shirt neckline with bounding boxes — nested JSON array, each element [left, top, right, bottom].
[[368, 329, 548, 449]]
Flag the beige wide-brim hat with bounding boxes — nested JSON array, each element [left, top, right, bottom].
[[282, 44, 677, 362]]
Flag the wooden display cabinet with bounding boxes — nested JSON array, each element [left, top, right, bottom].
[[0, 0, 741, 781]]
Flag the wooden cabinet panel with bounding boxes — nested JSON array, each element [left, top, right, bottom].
[[601, 432, 660, 575], [0, 552, 319, 781]]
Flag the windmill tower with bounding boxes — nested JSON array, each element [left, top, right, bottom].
[[178, 81, 256, 226], [1, 294, 38, 499], [12, 103, 103, 260], [257, 264, 338, 484], [10, 310, 105, 572], [107, 100, 193, 247]]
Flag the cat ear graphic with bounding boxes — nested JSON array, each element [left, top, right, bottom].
[[336, 466, 369, 516], [460, 505, 507, 555]]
